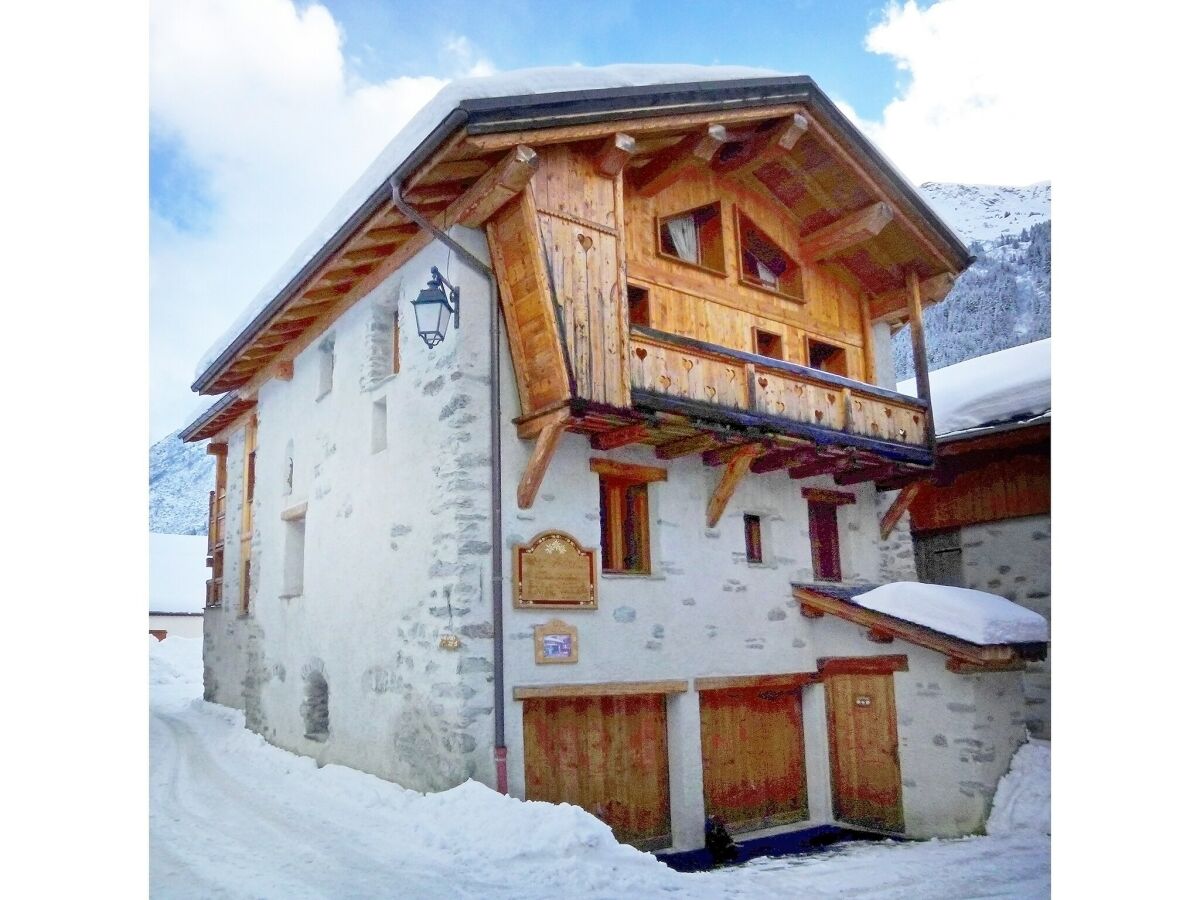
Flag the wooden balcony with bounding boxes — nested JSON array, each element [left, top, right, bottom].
[[627, 326, 932, 464]]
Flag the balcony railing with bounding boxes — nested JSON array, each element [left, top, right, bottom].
[[628, 326, 931, 459]]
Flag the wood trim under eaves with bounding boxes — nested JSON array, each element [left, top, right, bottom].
[[513, 680, 688, 700]]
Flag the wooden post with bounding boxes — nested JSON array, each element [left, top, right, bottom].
[[906, 270, 935, 443]]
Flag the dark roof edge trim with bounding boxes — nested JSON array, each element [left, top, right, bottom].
[[179, 393, 239, 442]]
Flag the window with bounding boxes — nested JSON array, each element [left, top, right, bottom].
[[736, 210, 803, 300], [807, 338, 848, 377], [744, 514, 763, 564], [317, 337, 335, 399], [915, 529, 964, 587], [239, 416, 258, 613], [628, 284, 651, 327], [591, 459, 667, 574], [808, 501, 842, 582], [206, 448, 228, 608], [371, 397, 388, 453], [753, 328, 783, 359], [282, 508, 306, 598], [658, 202, 725, 273]]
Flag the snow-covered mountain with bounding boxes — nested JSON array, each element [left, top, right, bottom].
[[149, 181, 1051, 535], [893, 182, 1051, 379], [150, 430, 213, 535]]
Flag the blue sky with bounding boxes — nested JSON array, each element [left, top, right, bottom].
[[149, 0, 1052, 440]]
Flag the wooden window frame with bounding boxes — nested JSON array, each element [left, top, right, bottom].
[[807, 336, 849, 377], [752, 327, 784, 360], [808, 498, 843, 583], [591, 458, 666, 576], [627, 282, 652, 328], [656, 201, 727, 276], [206, 448, 228, 609], [743, 513, 764, 564], [239, 415, 258, 614], [735, 207, 805, 302]]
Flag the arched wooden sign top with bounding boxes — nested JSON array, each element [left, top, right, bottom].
[[513, 531, 597, 609]]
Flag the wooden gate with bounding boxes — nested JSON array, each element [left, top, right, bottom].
[[699, 685, 808, 832], [521, 694, 671, 847], [824, 671, 904, 832]]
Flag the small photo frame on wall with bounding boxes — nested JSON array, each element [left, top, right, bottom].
[[534, 619, 579, 665]]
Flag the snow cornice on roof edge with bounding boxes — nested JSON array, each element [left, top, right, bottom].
[[191, 67, 974, 396]]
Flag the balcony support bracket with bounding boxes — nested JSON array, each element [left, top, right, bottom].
[[705, 445, 759, 528]]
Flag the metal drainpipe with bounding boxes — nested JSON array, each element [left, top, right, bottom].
[[389, 185, 509, 794]]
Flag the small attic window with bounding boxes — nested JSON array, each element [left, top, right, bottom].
[[658, 202, 725, 273], [628, 284, 650, 327], [754, 328, 783, 360], [736, 209, 803, 301], [807, 338, 848, 377]]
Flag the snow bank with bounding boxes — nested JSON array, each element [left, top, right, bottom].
[[987, 740, 1050, 835], [149, 533, 209, 613], [196, 63, 778, 380], [898, 338, 1050, 435], [853, 582, 1048, 644]]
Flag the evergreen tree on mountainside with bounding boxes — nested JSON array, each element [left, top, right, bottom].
[[893, 220, 1050, 379]]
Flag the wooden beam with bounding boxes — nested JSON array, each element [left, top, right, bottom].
[[517, 409, 569, 510], [631, 124, 727, 196], [593, 132, 636, 177], [771, 152, 839, 212], [450, 144, 539, 228], [866, 626, 895, 644], [796, 201, 894, 261], [464, 104, 803, 153], [705, 445, 758, 527], [880, 481, 923, 539], [906, 270, 935, 442], [946, 658, 1028, 674], [589, 458, 668, 483], [834, 464, 897, 486], [694, 672, 820, 692], [589, 423, 648, 451], [713, 113, 809, 178], [655, 432, 721, 460], [801, 487, 856, 506], [702, 441, 771, 467], [750, 446, 822, 475], [800, 602, 825, 619], [513, 680, 688, 700], [342, 243, 398, 263], [817, 654, 909, 676], [868, 272, 956, 323], [788, 457, 842, 480], [858, 294, 877, 385], [273, 360, 294, 382], [206, 443, 228, 456]]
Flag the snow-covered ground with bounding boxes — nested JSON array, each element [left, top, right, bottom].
[[151, 638, 1049, 898]]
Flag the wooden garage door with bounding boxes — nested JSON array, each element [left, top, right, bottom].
[[522, 694, 670, 847], [700, 686, 808, 832], [825, 672, 904, 832]]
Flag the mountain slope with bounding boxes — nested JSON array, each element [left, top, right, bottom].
[[893, 182, 1051, 379], [150, 431, 214, 535]]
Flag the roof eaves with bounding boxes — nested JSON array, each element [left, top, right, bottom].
[[178, 393, 238, 443]]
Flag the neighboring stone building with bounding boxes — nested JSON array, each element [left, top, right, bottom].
[[179, 67, 1047, 854], [898, 339, 1051, 737]]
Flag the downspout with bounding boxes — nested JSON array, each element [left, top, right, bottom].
[[389, 186, 509, 795]]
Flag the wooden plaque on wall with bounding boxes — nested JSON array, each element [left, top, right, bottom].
[[514, 531, 597, 609]]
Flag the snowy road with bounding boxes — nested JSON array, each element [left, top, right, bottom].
[[150, 638, 1048, 899]]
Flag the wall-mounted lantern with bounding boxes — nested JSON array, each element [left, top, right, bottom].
[[411, 266, 460, 349]]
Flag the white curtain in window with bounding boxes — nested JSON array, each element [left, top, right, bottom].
[[755, 257, 779, 288], [666, 214, 699, 264]]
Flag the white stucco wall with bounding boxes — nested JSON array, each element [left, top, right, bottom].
[[203, 227, 500, 791], [961, 514, 1051, 739]]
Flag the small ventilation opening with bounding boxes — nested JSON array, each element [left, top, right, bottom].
[[302, 669, 329, 741], [807, 338, 847, 376], [628, 284, 650, 327], [754, 328, 783, 359], [317, 337, 335, 399]]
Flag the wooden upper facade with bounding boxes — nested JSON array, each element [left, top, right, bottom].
[[185, 76, 971, 496]]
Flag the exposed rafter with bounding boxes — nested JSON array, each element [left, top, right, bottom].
[[713, 113, 808, 179], [796, 201, 894, 261], [593, 132, 636, 177], [631, 124, 727, 196], [868, 271, 956, 323]]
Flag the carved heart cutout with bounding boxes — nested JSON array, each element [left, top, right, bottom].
[[870, 423, 880, 435], [814, 410, 824, 422], [884, 408, 893, 418], [659, 375, 672, 389], [913, 414, 920, 424], [726, 367, 737, 381], [775, 402, 785, 413], [758, 377, 768, 388], [577, 233, 593, 251], [854, 400, 863, 410], [682, 358, 694, 371], [827, 393, 836, 404], [705, 386, 717, 400], [635, 347, 647, 360]]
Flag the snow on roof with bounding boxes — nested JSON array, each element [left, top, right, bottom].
[[196, 64, 779, 380], [898, 338, 1050, 436], [853, 582, 1048, 645], [149, 533, 209, 614]]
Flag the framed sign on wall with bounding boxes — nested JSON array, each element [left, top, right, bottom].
[[513, 531, 597, 610], [534, 619, 579, 664]]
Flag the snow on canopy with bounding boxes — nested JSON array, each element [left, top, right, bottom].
[[196, 63, 779, 380], [898, 338, 1050, 436], [853, 582, 1048, 645], [149, 533, 209, 613]]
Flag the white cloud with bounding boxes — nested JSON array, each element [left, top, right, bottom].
[[149, 1, 494, 439], [842, 0, 1053, 186]]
